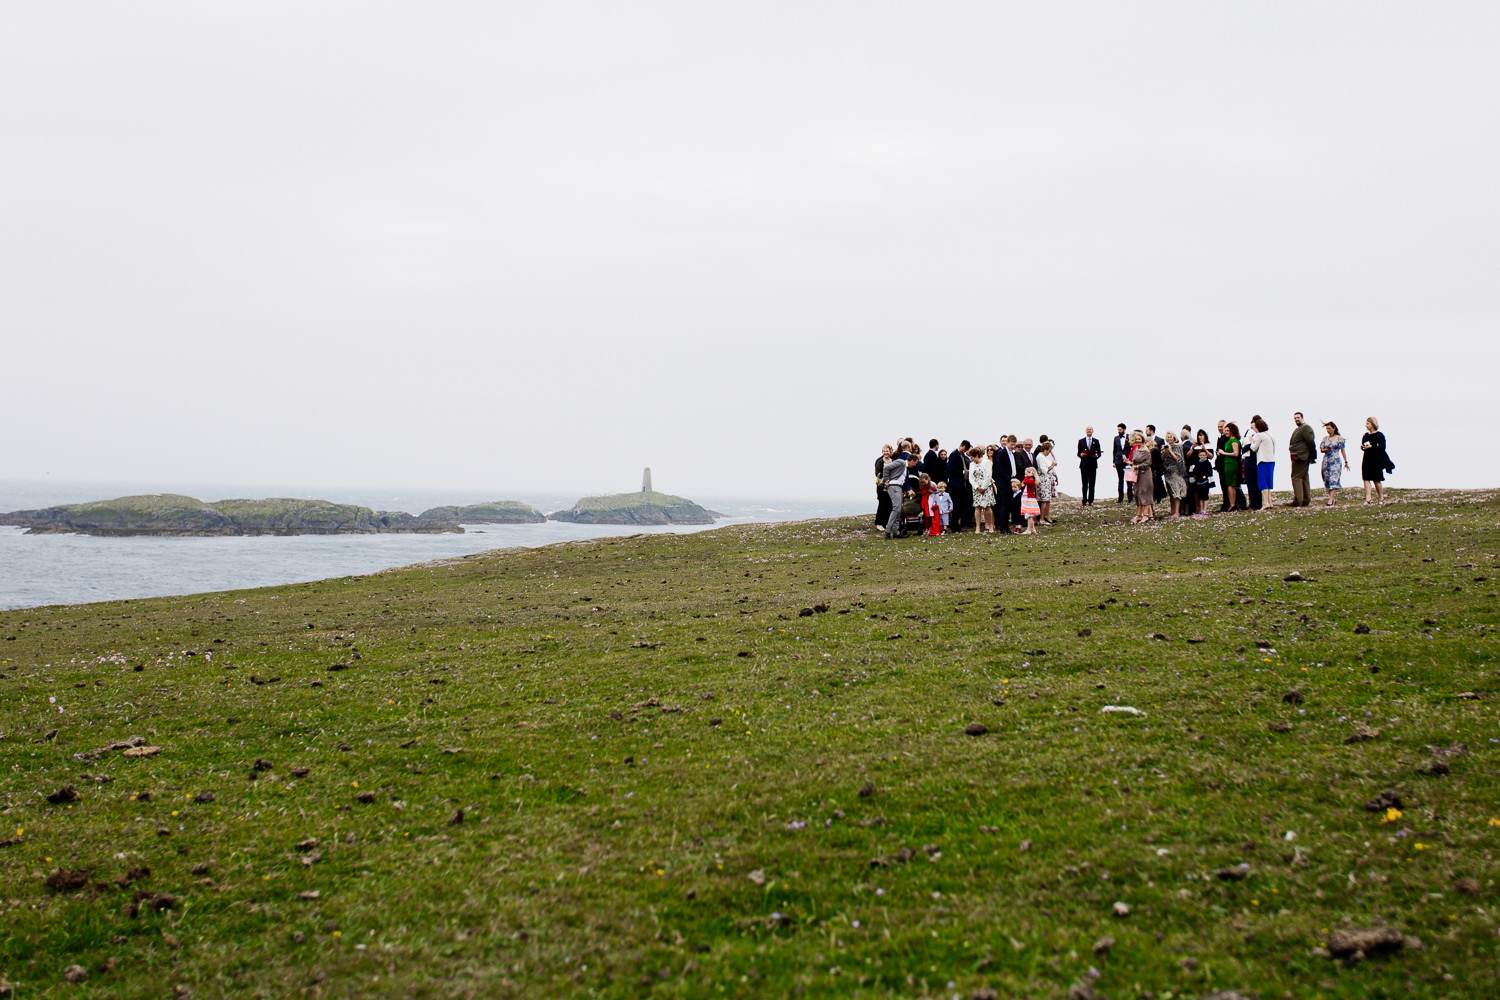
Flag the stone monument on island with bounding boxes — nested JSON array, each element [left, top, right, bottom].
[[642, 467, 652, 493]]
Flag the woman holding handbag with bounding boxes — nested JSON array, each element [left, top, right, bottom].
[[1129, 432, 1155, 523], [1361, 417, 1389, 504]]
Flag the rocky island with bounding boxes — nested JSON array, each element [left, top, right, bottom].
[[547, 490, 722, 526], [0, 495, 546, 536]]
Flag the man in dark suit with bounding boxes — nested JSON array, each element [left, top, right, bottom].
[[992, 439, 1018, 532], [1009, 436, 1034, 530], [1111, 423, 1130, 503], [923, 439, 946, 484], [1077, 426, 1102, 505], [946, 440, 973, 531]]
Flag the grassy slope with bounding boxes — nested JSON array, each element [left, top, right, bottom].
[[1, 490, 1497, 999]]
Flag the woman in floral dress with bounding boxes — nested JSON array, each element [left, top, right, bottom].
[[967, 446, 996, 533], [1034, 440, 1058, 524], [1162, 431, 1188, 518], [1320, 422, 1349, 506]]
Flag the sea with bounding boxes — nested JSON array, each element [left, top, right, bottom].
[[0, 480, 867, 611]]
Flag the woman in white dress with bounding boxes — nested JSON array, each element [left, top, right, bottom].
[[1034, 440, 1058, 525], [967, 446, 996, 534]]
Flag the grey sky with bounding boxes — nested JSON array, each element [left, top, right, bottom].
[[3, 3, 1496, 499]]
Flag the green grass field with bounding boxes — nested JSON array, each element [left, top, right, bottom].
[[2, 489, 1497, 999]]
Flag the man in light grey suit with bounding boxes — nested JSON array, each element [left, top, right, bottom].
[[881, 453, 911, 539]]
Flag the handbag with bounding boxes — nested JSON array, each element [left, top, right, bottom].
[[1124, 465, 1137, 483]]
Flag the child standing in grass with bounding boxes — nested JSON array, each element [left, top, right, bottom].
[[1020, 469, 1041, 534], [932, 482, 952, 534]]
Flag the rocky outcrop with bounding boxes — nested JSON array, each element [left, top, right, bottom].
[[0, 495, 464, 536], [547, 491, 719, 526], [414, 501, 546, 525]]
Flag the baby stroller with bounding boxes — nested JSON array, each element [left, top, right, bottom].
[[900, 493, 926, 536]]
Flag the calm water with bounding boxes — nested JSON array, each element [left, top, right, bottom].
[[0, 480, 865, 610]]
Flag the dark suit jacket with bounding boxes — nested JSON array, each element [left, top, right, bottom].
[[1078, 437, 1102, 467], [923, 449, 946, 482], [1012, 449, 1035, 477], [1112, 434, 1129, 467], [992, 448, 1017, 487], [946, 451, 972, 497]]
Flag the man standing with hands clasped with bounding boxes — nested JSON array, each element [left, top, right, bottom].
[[1287, 412, 1316, 507], [1111, 423, 1130, 503], [1077, 426, 1102, 505]]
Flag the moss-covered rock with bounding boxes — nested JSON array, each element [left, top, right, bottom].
[[416, 501, 546, 524], [0, 494, 234, 536], [0, 495, 462, 536], [547, 491, 718, 525]]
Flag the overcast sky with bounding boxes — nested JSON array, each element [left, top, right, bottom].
[[3, 2, 1496, 501]]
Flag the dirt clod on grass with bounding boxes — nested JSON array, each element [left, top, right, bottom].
[[289, 766, 310, 777], [1214, 865, 1251, 881], [62, 965, 88, 983], [149, 893, 177, 911], [1453, 876, 1481, 895], [1363, 790, 1402, 811], [113, 866, 150, 886], [45, 869, 90, 892], [1111, 901, 1130, 917], [356, 791, 376, 803], [1428, 742, 1469, 760], [194, 791, 214, 803], [46, 785, 79, 804], [858, 781, 875, 798], [1281, 689, 1304, 704], [122, 746, 162, 758], [253, 758, 274, 771], [964, 722, 988, 736], [1092, 935, 1115, 955], [1327, 925, 1404, 959], [78, 736, 147, 761], [1269, 720, 1293, 732], [1344, 723, 1380, 743]]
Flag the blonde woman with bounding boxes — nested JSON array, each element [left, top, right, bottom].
[[1130, 432, 1155, 523], [1162, 431, 1187, 518], [1360, 417, 1389, 504]]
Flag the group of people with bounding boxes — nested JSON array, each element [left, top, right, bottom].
[[874, 414, 1393, 538]]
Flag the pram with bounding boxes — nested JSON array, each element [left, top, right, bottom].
[[899, 494, 926, 536]]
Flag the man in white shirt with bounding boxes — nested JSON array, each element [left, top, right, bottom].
[[1077, 426, 1102, 505]]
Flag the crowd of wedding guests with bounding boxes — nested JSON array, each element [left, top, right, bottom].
[[874, 414, 1393, 538]]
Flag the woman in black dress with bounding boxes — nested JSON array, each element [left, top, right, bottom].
[[1361, 417, 1388, 504]]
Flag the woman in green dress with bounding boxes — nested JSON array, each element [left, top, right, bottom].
[[1216, 422, 1242, 512]]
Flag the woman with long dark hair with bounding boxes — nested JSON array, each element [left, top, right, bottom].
[[1216, 422, 1242, 512]]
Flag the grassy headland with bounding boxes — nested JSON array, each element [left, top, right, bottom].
[[1, 490, 1497, 999]]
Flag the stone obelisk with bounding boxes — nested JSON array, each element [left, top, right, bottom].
[[642, 467, 652, 493]]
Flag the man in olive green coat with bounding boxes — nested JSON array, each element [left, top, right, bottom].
[[1288, 412, 1317, 507]]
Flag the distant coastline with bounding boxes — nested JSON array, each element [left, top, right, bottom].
[[0, 495, 546, 537], [0, 490, 725, 536]]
